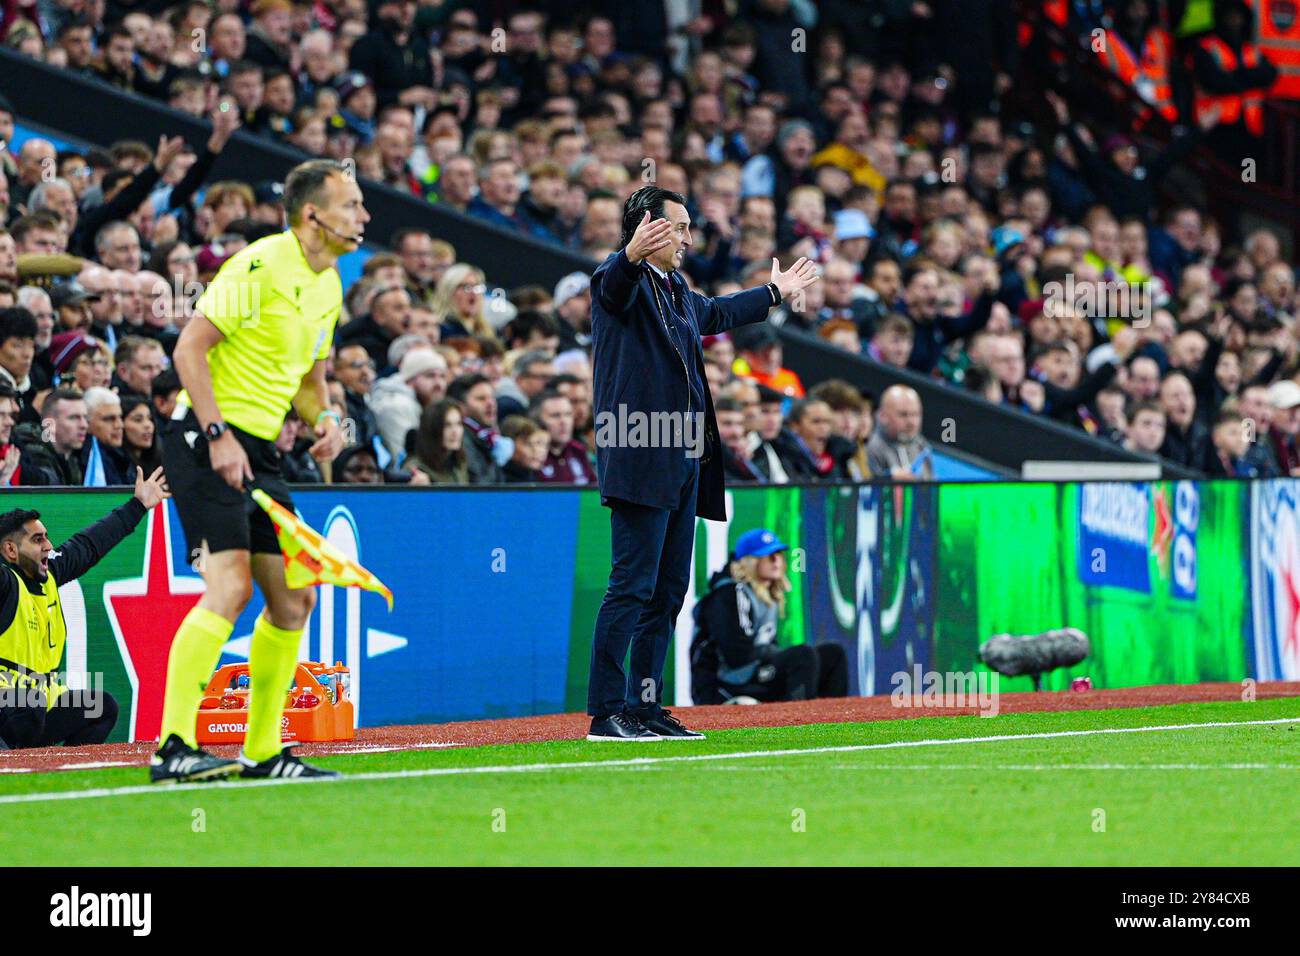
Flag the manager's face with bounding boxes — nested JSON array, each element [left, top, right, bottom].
[[648, 200, 692, 273]]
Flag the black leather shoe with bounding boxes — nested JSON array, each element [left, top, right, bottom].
[[639, 709, 705, 740], [587, 712, 660, 741]]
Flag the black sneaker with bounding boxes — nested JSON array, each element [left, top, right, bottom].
[[639, 710, 705, 740], [238, 745, 341, 780], [149, 734, 242, 784], [586, 712, 660, 741]]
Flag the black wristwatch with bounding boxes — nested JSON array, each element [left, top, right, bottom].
[[767, 282, 783, 306], [205, 421, 230, 442]]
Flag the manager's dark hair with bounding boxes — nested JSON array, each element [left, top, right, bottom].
[[284, 159, 349, 226], [620, 185, 688, 249], [0, 509, 40, 546]]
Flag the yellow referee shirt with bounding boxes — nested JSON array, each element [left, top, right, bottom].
[[179, 231, 341, 440]]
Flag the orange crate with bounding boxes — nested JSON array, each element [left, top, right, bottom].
[[196, 661, 355, 745]]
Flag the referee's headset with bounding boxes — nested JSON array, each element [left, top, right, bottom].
[[307, 210, 364, 245]]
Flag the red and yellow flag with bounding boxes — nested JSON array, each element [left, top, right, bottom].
[[251, 489, 394, 610]]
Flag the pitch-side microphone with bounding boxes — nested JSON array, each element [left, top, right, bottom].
[[979, 627, 1090, 691], [309, 212, 363, 245]]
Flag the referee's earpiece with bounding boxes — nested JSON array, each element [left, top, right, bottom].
[[307, 210, 362, 245]]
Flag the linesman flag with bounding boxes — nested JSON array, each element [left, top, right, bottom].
[[251, 489, 394, 610]]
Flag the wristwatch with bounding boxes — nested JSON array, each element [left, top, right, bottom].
[[205, 421, 230, 442]]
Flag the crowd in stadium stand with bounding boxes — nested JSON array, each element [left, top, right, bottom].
[[0, 0, 1296, 487]]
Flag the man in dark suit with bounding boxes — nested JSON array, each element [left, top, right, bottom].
[[585, 185, 819, 741]]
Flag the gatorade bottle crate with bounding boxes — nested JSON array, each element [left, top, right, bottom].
[[196, 661, 355, 745]]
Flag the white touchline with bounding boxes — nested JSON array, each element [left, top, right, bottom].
[[0, 716, 1296, 807], [669, 763, 1300, 772]]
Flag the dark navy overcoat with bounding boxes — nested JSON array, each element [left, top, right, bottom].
[[590, 248, 772, 520]]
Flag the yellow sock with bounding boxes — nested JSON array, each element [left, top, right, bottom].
[[244, 614, 302, 763], [159, 606, 234, 748]]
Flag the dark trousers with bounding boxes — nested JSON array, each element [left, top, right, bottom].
[[588, 459, 700, 718], [0, 688, 119, 749], [722, 644, 850, 703]]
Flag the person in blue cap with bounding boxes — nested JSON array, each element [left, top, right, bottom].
[[689, 528, 848, 705]]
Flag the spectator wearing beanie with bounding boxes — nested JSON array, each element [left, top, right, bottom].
[[49, 330, 104, 387], [370, 344, 448, 459], [742, 119, 817, 220], [331, 71, 378, 143], [553, 271, 592, 353], [1266, 380, 1300, 476]]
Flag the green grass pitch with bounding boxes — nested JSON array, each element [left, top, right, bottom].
[[3, 699, 1298, 866]]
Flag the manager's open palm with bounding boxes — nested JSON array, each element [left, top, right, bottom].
[[771, 256, 821, 300]]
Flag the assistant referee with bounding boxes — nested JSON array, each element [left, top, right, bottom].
[[152, 159, 362, 784]]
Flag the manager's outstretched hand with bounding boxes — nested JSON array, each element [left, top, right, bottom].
[[625, 211, 675, 264], [771, 256, 821, 300]]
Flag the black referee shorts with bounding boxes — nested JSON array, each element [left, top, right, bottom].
[[161, 407, 295, 558]]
